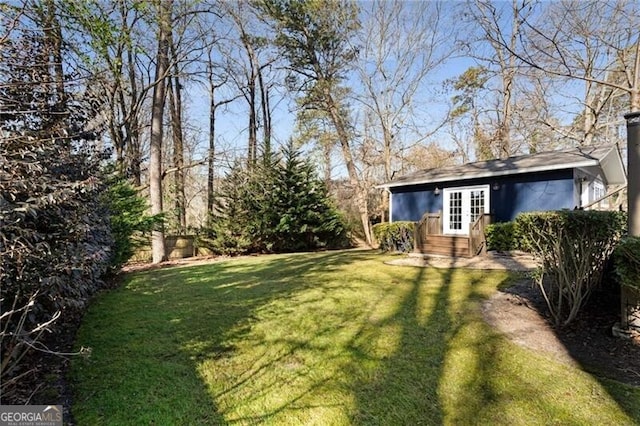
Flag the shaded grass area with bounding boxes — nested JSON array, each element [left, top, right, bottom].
[[70, 251, 640, 425]]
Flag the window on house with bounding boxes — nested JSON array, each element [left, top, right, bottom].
[[592, 181, 607, 208]]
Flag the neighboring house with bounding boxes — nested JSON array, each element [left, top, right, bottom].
[[378, 145, 627, 256]]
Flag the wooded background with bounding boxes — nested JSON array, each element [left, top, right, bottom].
[[2, 0, 638, 257]]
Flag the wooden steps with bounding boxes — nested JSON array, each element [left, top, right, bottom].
[[417, 235, 471, 257]]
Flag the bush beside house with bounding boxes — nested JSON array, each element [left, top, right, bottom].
[[614, 236, 640, 330], [614, 236, 640, 293], [516, 210, 626, 327], [484, 222, 523, 252], [372, 222, 415, 253]]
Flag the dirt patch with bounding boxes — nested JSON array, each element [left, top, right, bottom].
[[386, 250, 539, 271], [484, 279, 640, 387], [121, 254, 236, 273]]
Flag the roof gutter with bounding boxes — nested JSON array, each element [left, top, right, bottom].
[[377, 159, 599, 189]]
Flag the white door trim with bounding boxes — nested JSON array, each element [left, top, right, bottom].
[[443, 185, 490, 235]]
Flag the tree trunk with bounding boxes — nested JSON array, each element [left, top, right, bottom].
[[167, 78, 186, 232], [325, 91, 372, 246], [239, 25, 261, 167], [323, 140, 332, 186], [167, 33, 186, 232], [43, 0, 65, 107], [207, 80, 216, 216], [621, 38, 640, 329], [126, 42, 142, 186], [497, 0, 518, 158], [248, 78, 257, 166], [149, 0, 171, 264], [258, 66, 271, 164]]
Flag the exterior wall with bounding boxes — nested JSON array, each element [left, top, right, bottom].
[[574, 166, 605, 208], [390, 169, 575, 223], [491, 169, 574, 222], [390, 185, 443, 222]]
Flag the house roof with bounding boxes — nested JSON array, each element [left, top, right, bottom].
[[379, 144, 627, 189]]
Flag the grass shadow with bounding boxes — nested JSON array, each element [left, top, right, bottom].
[[348, 265, 452, 424], [70, 250, 375, 424], [71, 251, 640, 424], [347, 263, 518, 424]]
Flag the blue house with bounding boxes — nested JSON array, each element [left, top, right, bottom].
[[379, 145, 627, 256]]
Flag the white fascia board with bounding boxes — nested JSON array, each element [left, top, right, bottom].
[[599, 147, 627, 185], [378, 160, 599, 189]]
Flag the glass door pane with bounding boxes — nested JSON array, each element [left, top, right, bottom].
[[469, 189, 485, 223], [449, 191, 463, 231]]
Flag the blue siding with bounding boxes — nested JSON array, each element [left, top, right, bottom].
[[390, 169, 574, 223], [391, 186, 442, 221], [491, 170, 574, 222]]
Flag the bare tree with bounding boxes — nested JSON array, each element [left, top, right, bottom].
[[483, 0, 640, 329], [353, 0, 452, 219], [167, 41, 186, 232], [520, 1, 633, 146], [67, 0, 153, 186], [222, 0, 276, 167], [204, 46, 237, 215], [355, 0, 451, 178], [458, 0, 536, 159], [491, 1, 639, 116]]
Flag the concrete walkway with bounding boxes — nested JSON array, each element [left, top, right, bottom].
[[385, 251, 539, 271]]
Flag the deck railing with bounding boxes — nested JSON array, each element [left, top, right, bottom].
[[469, 213, 492, 256], [414, 211, 491, 256], [414, 211, 441, 251]]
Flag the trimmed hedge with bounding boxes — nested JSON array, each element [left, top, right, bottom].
[[614, 236, 640, 292], [515, 210, 626, 327], [372, 222, 415, 253], [484, 221, 523, 251]]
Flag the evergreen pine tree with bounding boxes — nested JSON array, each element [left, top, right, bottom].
[[205, 144, 348, 254]]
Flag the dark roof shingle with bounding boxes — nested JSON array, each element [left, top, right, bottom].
[[381, 145, 622, 188]]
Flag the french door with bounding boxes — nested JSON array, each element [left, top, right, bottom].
[[443, 186, 490, 235]]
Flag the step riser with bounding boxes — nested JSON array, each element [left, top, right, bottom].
[[418, 246, 470, 257], [417, 235, 471, 257]]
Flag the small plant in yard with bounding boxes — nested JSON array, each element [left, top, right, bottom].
[[103, 174, 161, 271], [516, 210, 626, 327]]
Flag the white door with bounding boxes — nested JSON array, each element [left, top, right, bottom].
[[443, 186, 490, 235]]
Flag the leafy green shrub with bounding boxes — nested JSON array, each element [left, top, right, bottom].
[[484, 222, 523, 251], [372, 222, 415, 253], [516, 210, 626, 327], [103, 176, 161, 271], [0, 25, 113, 402], [614, 236, 640, 292]]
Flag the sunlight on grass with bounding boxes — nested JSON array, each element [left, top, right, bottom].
[[70, 251, 640, 425]]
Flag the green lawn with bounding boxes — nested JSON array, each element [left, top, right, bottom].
[[70, 251, 640, 425]]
